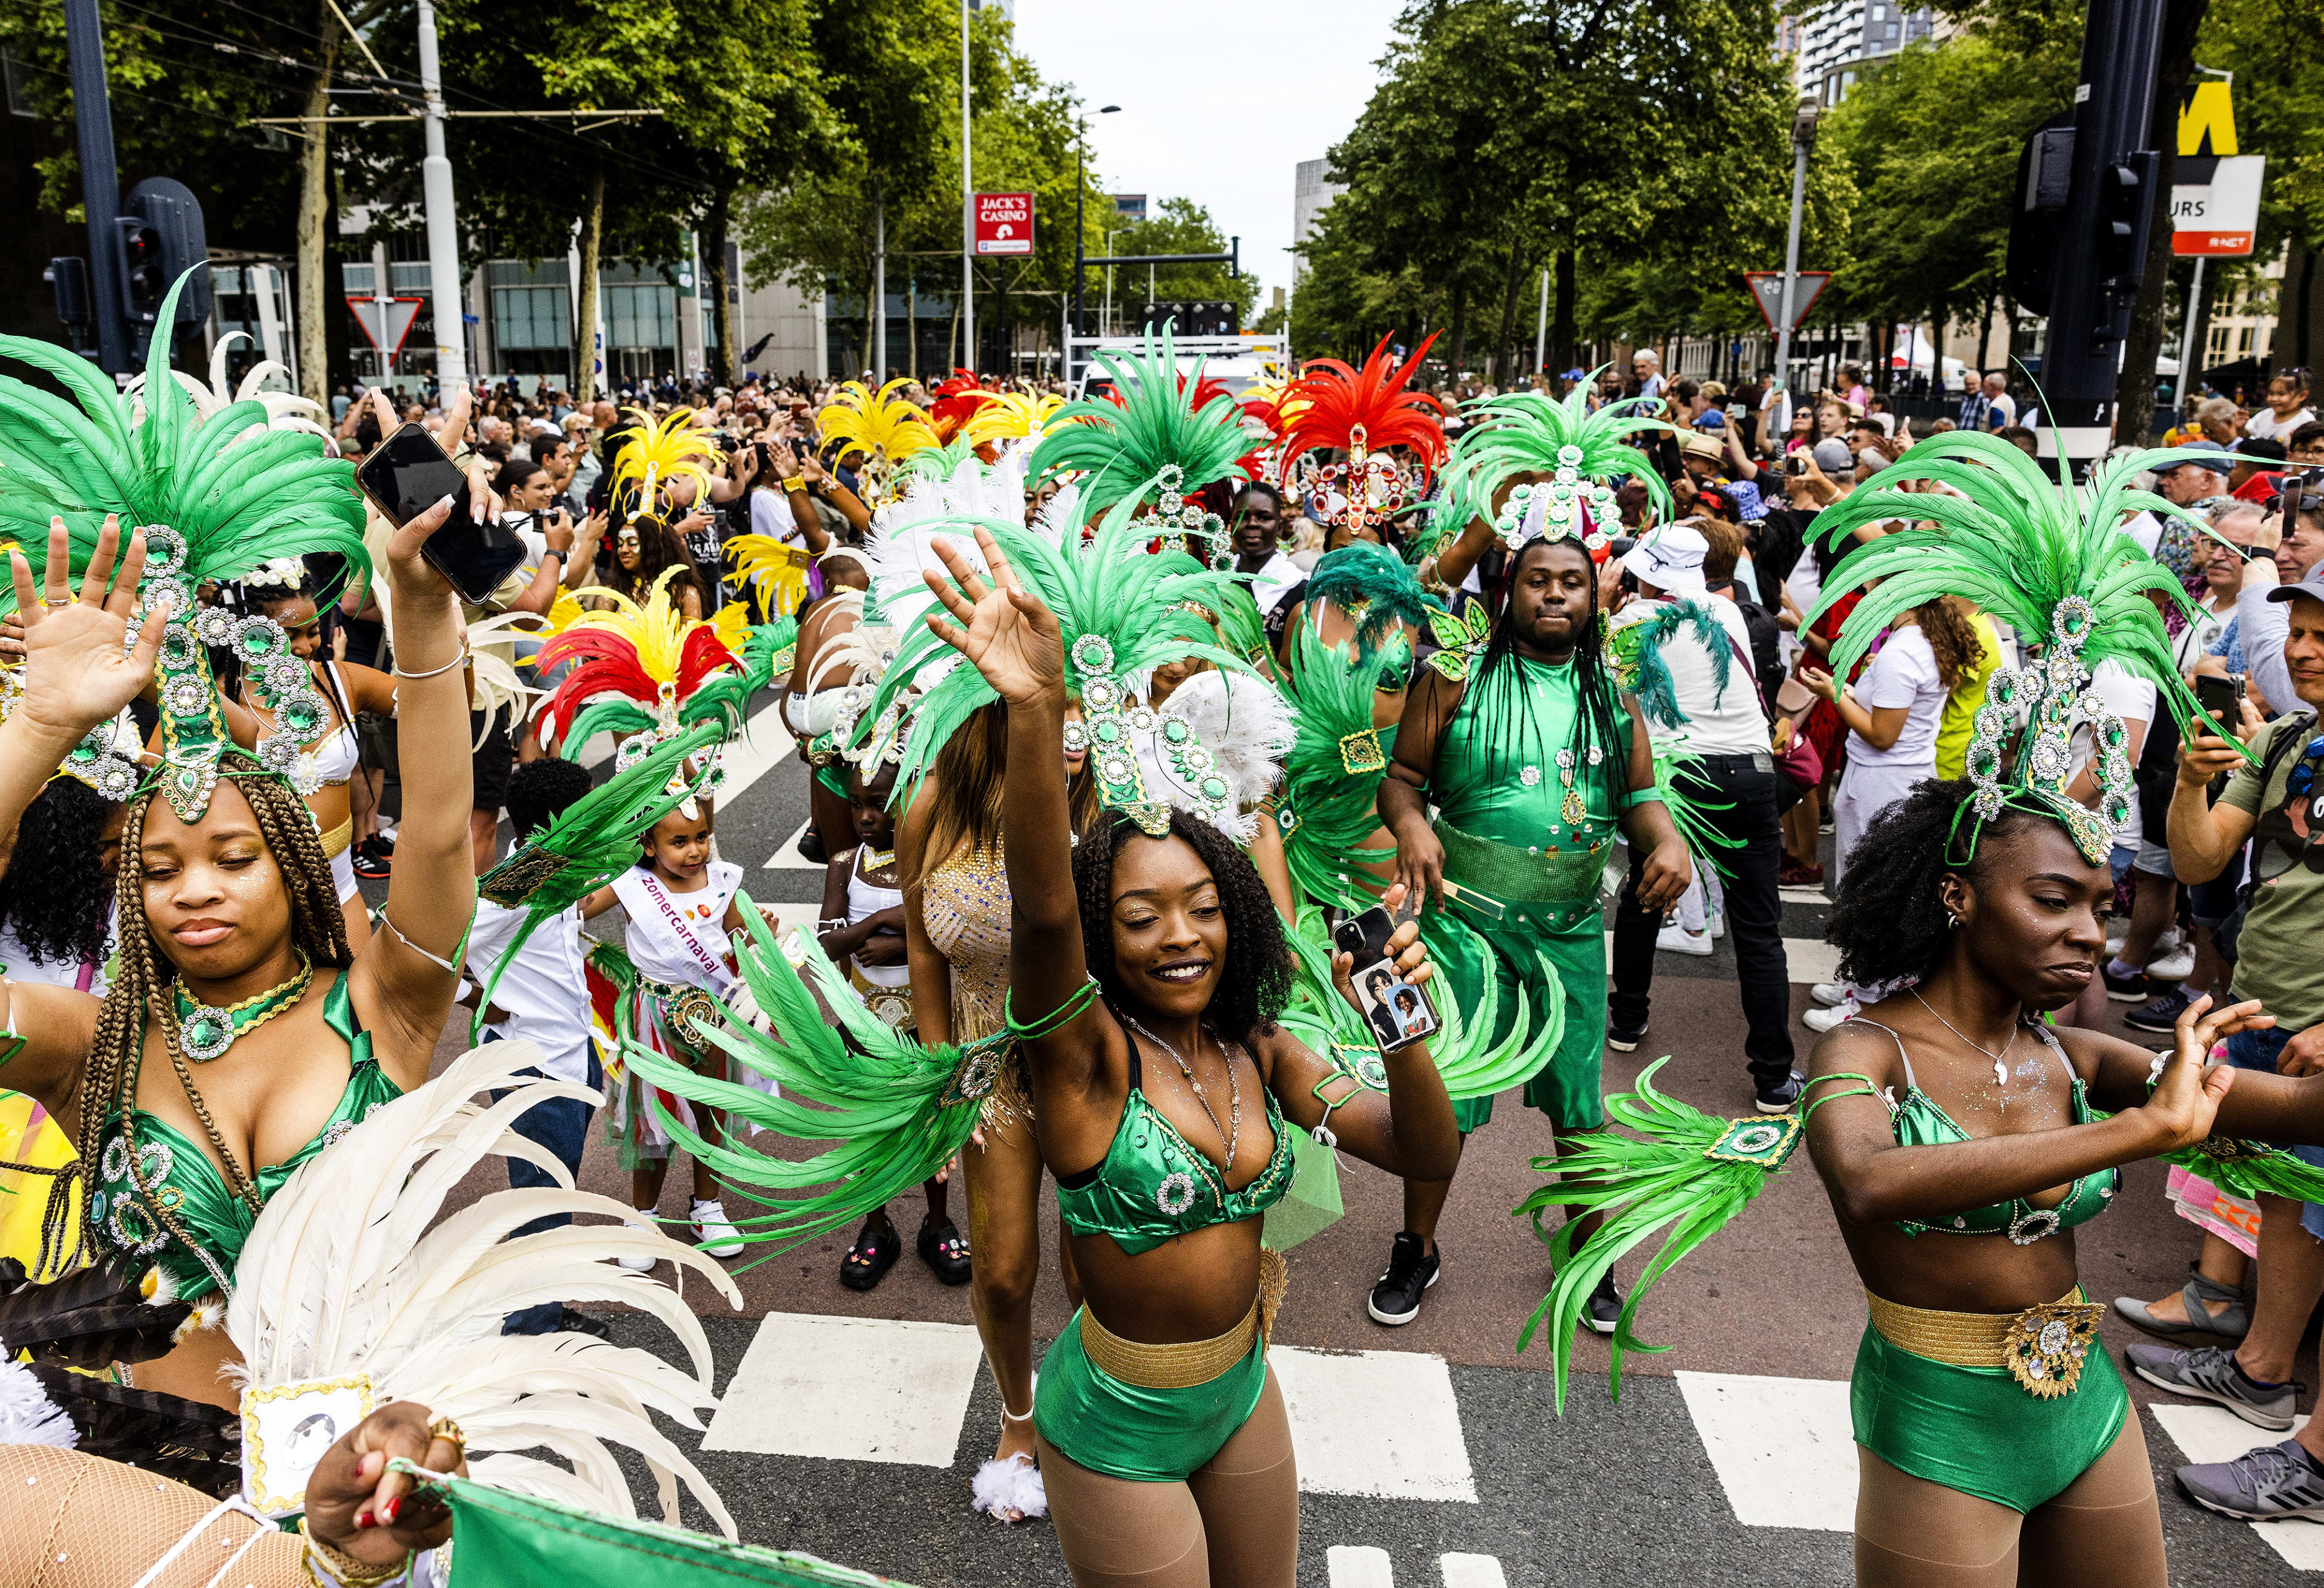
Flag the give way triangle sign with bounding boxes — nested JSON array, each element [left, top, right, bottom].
[[347, 296, 424, 356], [1742, 271, 1832, 333]]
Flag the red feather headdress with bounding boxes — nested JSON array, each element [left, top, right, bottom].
[[1278, 332, 1445, 535]]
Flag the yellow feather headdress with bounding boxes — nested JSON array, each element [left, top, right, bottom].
[[610, 407, 718, 514]]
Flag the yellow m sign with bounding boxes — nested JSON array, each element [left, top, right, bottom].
[[2179, 80, 2238, 157]]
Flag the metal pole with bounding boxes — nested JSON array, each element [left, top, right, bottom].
[[1072, 126, 1086, 386], [960, 0, 974, 375], [873, 186, 885, 380], [1534, 267, 1549, 381], [62, 0, 128, 374], [1773, 107, 1814, 445], [416, 1, 467, 390], [2173, 254, 2207, 407]]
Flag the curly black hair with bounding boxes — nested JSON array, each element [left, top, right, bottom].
[[1069, 809, 1293, 1046], [1824, 777, 2070, 988], [506, 756, 596, 843], [0, 778, 115, 971]]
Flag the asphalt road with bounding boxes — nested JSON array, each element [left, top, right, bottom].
[[378, 693, 2322, 1587]]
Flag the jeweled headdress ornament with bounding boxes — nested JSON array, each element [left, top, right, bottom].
[[0, 268, 367, 821], [1439, 365, 1670, 557], [1277, 332, 1446, 541], [1805, 434, 2237, 865], [1025, 322, 1255, 565]]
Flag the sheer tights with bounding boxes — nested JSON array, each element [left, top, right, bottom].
[[1036, 1368, 1298, 1588], [1854, 1413, 2166, 1588], [0, 1443, 307, 1587]]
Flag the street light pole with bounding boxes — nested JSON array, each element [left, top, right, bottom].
[[1773, 97, 1817, 444], [62, 0, 127, 375], [960, 0, 973, 374], [416, 0, 467, 390], [1534, 268, 1549, 382], [1069, 104, 1118, 391]]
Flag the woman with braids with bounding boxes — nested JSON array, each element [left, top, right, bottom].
[[916, 522, 1459, 1588], [236, 563, 400, 947], [0, 491, 474, 1408], [1373, 532, 1691, 1329]]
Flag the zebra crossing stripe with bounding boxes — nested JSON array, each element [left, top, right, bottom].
[[1325, 1546, 1395, 1588]]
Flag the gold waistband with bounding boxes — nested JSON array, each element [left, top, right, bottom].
[[318, 818, 354, 859], [1866, 1285, 2104, 1397], [1078, 1249, 1288, 1389]]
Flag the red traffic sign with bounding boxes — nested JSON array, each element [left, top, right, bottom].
[[347, 296, 424, 356], [974, 192, 1034, 257], [1742, 271, 1833, 333]]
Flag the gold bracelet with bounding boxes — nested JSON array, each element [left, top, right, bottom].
[[300, 1520, 411, 1587]]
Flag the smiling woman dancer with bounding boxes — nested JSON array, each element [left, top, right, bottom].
[[919, 522, 1460, 1588], [0, 303, 475, 1408], [1518, 435, 2324, 1588]]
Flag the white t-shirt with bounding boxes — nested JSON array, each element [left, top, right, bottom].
[[2074, 661, 2157, 848], [1845, 625, 1948, 770], [2245, 405, 2316, 443], [1610, 594, 1770, 757], [750, 487, 806, 545], [463, 898, 592, 1082]]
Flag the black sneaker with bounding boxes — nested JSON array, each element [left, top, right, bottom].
[[351, 836, 393, 880], [1367, 1232, 1440, 1326], [1755, 1071, 1806, 1114], [1583, 1273, 1624, 1334], [2123, 985, 2193, 1033], [556, 1304, 612, 1340], [796, 826, 829, 865], [1606, 1022, 1647, 1054], [2102, 965, 2150, 1002]]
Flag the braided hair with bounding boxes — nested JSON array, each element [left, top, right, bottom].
[[1069, 809, 1292, 1046], [58, 769, 355, 1270], [1455, 537, 1624, 804]]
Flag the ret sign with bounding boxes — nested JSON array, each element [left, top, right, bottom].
[[975, 192, 1034, 257]]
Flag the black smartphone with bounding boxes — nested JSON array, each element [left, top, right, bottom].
[[1332, 901, 1439, 1052], [2193, 672, 2243, 740], [354, 422, 528, 603]]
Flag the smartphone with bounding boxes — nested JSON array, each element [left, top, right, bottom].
[[1333, 901, 1439, 1052], [2193, 672, 2243, 740], [354, 422, 528, 603]]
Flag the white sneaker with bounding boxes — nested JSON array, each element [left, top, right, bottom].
[[1804, 1001, 1856, 1033], [2146, 943, 2196, 981], [1706, 907, 1725, 940], [1810, 982, 1848, 1008], [619, 1209, 658, 1272], [1657, 923, 1715, 956], [691, 1199, 746, 1259]]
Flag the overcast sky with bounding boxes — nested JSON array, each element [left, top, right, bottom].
[[1011, 0, 1408, 309]]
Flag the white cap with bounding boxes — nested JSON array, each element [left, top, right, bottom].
[[1621, 524, 1709, 592]]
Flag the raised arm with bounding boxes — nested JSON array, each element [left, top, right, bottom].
[[0, 517, 168, 1111], [347, 493, 474, 1087]]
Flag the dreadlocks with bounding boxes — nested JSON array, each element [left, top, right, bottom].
[[1455, 537, 1625, 804], [57, 768, 355, 1274]]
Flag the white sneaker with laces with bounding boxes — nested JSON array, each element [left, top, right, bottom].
[[1810, 982, 1847, 1009], [1657, 922, 1715, 957], [2146, 943, 2196, 981], [1707, 907, 1725, 940], [692, 1198, 746, 1258], [1804, 999, 1856, 1034]]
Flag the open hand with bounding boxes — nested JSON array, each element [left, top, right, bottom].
[[922, 526, 1065, 708], [8, 515, 169, 743], [2142, 994, 2271, 1150]]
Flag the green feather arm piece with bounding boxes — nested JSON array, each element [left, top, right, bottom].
[[622, 899, 988, 1259], [1276, 622, 1404, 907], [2160, 1137, 2324, 1203], [1800, 433, 2247, 760], [471, 723, 725, 1041], [1513, 1058, 1800, 1411], [1654, 747, 1742, 881]]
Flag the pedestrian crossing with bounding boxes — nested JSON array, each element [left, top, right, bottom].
[[1325, 1546, 1510, 1588]]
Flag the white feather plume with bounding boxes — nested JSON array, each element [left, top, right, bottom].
[[225, 1043, 744, 1535], [0, 1357, 74, 1448], [1135, 669, 1294, 842]]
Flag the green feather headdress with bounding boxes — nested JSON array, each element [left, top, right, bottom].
[[1442, 366, 1672, 553], [1025, 321, 1255, 558], [0, 266, 367, 819], [1802, 433, 2245, 865], [853, 482, 1256, 834], [1302, 543, 1445, 660]]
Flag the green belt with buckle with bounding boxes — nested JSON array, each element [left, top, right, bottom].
[[1433, 819, 1609, 931]]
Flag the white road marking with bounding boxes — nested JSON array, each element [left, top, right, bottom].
[[1675, 1370, 1857, 1531], [764, 817, 827, 869], [703, 1313, 986, 1467], [2149, 1404, 2324, 1570], [1779, 884, 1831, 906], [1326, 1546, 1396, 1588], [1273, 1345, 1477, 1502], [1438, 1554, 1506, 1588], [1597, 933, 1841, 986]]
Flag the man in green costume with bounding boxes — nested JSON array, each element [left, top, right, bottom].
[[1372, 534, 1691, 1328]]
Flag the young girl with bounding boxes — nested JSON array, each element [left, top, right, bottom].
[[819, 760, 968, 1290], [583, 798, 749, 1261]]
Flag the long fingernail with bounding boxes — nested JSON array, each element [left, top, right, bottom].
[[356, 1510, 376, 1529], [436, 494, 455, 510], [384, 1497, 402, 1523]]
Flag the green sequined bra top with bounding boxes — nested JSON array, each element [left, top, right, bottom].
[[94, 972, 401, 1301]]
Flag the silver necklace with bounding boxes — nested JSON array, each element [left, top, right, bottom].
[[1911, 989, 2018, 1092], [1123, 1014, 1241, 1168]]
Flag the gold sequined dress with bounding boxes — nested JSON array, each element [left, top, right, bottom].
[[919, 841, 1027, 1126]]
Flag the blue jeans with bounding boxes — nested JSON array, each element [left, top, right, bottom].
[[2224, 1023, 2324, 1238], [486, 1037, 603, 1334]]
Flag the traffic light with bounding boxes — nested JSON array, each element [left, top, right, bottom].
[[119, 215, 163, 318], [44, 257, 91, 352], [2092, 151, 2159, 344], [120, 177, 211, 343]]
